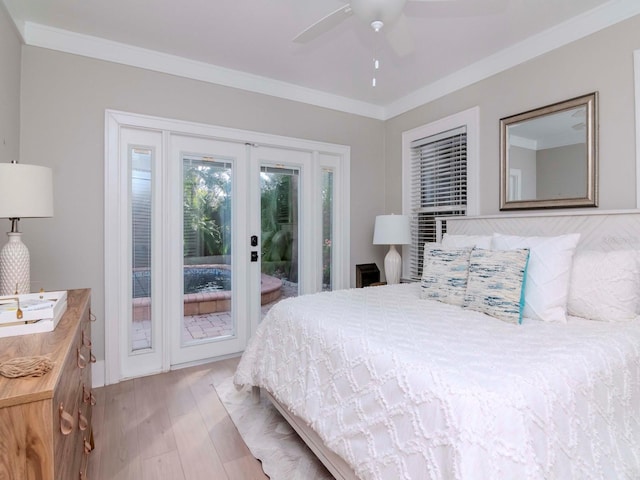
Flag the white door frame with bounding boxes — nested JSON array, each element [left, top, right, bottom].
[[104, 110, 350, 385]]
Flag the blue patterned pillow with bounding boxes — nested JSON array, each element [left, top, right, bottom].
[[420, 244, 472, 306], [463, 248, 530, 324]]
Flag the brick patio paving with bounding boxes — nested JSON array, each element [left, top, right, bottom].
[[132, 281, 298, 350]]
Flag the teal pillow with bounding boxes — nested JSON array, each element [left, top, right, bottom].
[[463, 247, 530, 324]]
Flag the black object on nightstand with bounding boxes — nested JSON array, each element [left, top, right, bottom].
[[356, 263, 380, 288]]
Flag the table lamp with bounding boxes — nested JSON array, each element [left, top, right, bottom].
[[373, 214, 411, 284], [0, 161, 54, 295]]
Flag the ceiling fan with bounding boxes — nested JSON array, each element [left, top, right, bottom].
[[293, 0, 456, 57]]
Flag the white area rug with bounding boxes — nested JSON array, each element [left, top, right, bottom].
[[216, 377, 333, 480]]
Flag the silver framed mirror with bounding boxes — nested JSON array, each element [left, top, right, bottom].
[[500, 92, 598, 210]]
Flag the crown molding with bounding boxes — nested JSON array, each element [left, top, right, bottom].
[[22, 22, 387, 120], [385, 0, 640, 120], [384, 0, 640, 119], [15, 0, 640, 121]]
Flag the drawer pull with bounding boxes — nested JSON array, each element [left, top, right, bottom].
[[59, 404, 74, 435], [82, 330, 92, 348], [83, 437, 93, 454], [77, 349, 87, 369], [78, 410, 88, 431], [83, 385, 97, 406]]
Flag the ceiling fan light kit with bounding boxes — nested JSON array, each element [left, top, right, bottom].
[[370, 20, 384, 32], [293, 0, 448, 55], [292, 0, 461, 85]]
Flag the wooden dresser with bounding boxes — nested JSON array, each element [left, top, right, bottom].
[[0, 289, 94, 480]]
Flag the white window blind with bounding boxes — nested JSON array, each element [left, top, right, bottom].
[[409, 126, 467, 279]]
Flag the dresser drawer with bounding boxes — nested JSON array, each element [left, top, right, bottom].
[[53, 300, 87, 480], [0, 290, 93, 480], [0, 400, 54, 479]]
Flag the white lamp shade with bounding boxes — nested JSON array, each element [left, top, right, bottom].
[[373, 214, 411, 245], [0, 163, 54, 218]]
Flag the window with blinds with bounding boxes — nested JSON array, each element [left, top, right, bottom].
[[408, 126, 467, 280]]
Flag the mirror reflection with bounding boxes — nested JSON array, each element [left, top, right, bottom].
[[500, 92, 598, 210]]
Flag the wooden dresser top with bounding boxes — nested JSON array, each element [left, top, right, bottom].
[[0, 289, 91, 408]]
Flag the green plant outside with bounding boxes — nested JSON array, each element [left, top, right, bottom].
[[183, 160, 231, 259], [260, 170, 297, 282], [182, 161, 331, 290]]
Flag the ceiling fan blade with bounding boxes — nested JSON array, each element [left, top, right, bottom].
[[293, 5, 354, 43], [385, 13, 414, 57]]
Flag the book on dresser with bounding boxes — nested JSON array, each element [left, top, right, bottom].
[[0, 289, 95, 480]]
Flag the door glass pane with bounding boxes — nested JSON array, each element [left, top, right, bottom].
[[182, 155, 233, 344], [131, 147, 152, 352], [260, 166, 299, 317], [322, 168, 334, 291]]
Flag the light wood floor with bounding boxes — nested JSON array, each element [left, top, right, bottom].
[[87, 356, 269, 480]]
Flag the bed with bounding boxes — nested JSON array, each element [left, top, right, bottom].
[[234, 210, 640, 480]]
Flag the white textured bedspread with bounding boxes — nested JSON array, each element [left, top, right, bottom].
[[234, 283, 640, 480]]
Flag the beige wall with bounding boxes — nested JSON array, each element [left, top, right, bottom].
[[0, 3, 20, 164], [537, 143, 586, 199], [18, 47, 386, 362], [14, 12, 640, 368], [385, 14, 640, 215], [508, 146, 537, 200]]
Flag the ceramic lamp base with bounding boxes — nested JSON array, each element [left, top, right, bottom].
[[384, 244, 402, 285], [0, 232, 30, 295]]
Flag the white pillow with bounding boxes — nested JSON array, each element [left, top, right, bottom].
[[492, 233, 581, 323], [567, 250, 640, 322], [441, 234, 492, 249]]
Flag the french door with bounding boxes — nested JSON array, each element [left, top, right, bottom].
[[168, 135, 250, 366], [105, 111, 350, 384]]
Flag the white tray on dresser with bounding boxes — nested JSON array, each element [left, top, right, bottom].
[[0, 290, 68, 338]]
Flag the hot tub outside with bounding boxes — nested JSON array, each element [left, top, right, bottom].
[[132, 265, 282, 321]]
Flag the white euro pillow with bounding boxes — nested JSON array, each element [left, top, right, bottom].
[[567, 250, 640, 322], [441, 234, 493, 249], [492, 232, 581, 323]]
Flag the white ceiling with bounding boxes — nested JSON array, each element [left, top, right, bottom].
[[4, 0, 640, 119]]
